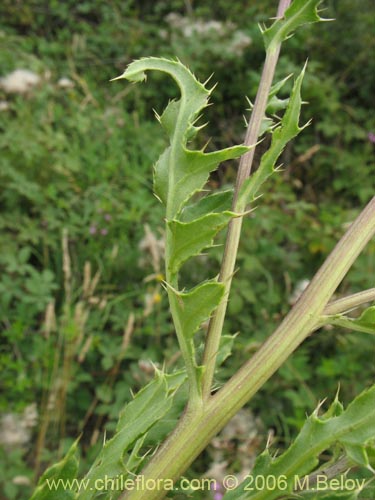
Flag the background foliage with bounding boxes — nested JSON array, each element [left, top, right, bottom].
[[0, 1, 374, 498]]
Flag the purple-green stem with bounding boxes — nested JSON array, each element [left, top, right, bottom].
[[323, 288, 375, 316], [201, 0, 292, 400]]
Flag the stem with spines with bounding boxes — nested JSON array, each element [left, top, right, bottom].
[[201, 0, 292, 400]]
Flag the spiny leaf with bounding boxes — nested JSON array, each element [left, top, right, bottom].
[[171, 145, 248, 215], [180, 190, 233, 222], [77, 371, 185, 500], [30, 439, 79, 499], [145, 372, 188, 446], [157, 98, 207, 142], [237, 64, 308, 210], [155, 144, 248, 216], [114, 57, 250, 218], [125, 434, 147, 478], [266, 95, 289, 115], [115, 57, 209, 121], [262, 0, 326, 51], [265, 74, 292, 115], [125, 371, 187, 473], [245, 76, 291, 136], [168, 281, 225, 340], [167, 211, 235, 277], [222, 385, 375, 499], [158, 99, 181, 140], [216, 333, 238, 367], [268, 73, 293, 100]]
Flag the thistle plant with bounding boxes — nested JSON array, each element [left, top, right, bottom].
[[31, 1, 375, 499]]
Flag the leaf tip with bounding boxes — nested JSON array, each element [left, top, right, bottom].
[[110, 73, 125, 82]]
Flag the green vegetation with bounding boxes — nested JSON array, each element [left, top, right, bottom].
[[0, 1, 374, 499]]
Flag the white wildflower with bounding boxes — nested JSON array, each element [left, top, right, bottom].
[[196, 20, 225, 34], [181, 24, 194, 38], [158, 29, 168, 39], [13, 476, 31, 486], [227, 31, 252, 56], [164, 13, 251, 56], [165, 13, 184, 29], [0, 69, 40, 94], [0, 100, 9, 111], [57, 77, 75, 89], [0, 403, 38, 449], [23, 403, 38, 428]]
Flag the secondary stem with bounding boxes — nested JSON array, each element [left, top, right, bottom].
[[210, 197, 375, 415], [323, 288, 375, 315], [201, 0, 292, 400]]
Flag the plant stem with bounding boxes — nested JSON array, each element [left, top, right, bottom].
[[211, 197, 375, 414], [323, 288, 375, 315], [122, 196, 375, 500], [201, 0, 292, 400], [165, 228, 202, 405]]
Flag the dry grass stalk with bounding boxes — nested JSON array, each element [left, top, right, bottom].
[[62, 229, 72, 305]]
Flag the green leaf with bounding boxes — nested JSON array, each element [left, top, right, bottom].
[[77, 371, 185, 500], [268, 74, 293, 101], [216, 334, 238, 367], [30, 439, 79, 499], [114, 57, 249, 218], [168, 281, 225, 340], [237, 64, 308, 210], [114, 58, 249, 391], [165, 281, 225, 392], [155, 144, 248, 217], [145, 373, 188, 446], [180, 190, 233, 222], [298, 492, 359, 500], [266, 75, 293, 115], [262, 0, 326, 51], [266, 95, 289, 115], [167, 211, 235, 276], [246, 76, 292, 136], [344, 444, 369, 468], [358, 306, 375, 329], [222, 386, 375, 499], [323, 306, 375, 335]]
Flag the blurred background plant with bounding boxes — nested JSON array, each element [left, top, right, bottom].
[[0, 1, 374, 498]]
